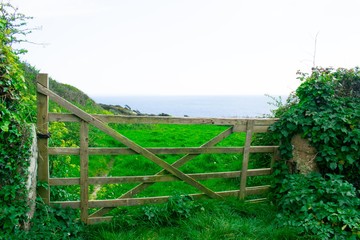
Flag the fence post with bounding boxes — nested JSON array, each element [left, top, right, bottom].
[[239, 120, 254, 199], [37, 73, 50, 204], [80, 121, 89, 223]]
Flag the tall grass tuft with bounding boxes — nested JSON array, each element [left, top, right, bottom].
[[83, 198, 313, 240]]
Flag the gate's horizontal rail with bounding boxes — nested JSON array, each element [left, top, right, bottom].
[[48, 146, 278, 155], [51, 185, 270, 209], [48, 113, 277, 132], [49, 168, 272, 186]]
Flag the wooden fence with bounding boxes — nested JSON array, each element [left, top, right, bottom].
[[36, 73, 279, 224]]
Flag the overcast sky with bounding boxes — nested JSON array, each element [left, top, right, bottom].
[[11, 0, 360, 96]]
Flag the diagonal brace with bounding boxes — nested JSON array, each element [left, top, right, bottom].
[[90, 127, 233, 217], [37, 83, 221, 200]]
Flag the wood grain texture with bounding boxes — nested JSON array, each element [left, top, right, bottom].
[[239, 120, 254, 199], [80, 121, 89, 223], [48, 146, 278, 155], [49, 168, 272, 186], [36, 74, 50, 204]]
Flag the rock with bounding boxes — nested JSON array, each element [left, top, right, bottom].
[[289, 134, 318, 174]]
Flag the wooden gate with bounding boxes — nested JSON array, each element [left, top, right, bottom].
[[36, 73, 279, 224]]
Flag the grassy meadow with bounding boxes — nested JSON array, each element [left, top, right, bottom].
[[48, 122, 273, 203]]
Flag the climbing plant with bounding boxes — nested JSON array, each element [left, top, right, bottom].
[[269, 67, 360, 239], [0, 3, 33, 237], [270, 67, 360, 189]]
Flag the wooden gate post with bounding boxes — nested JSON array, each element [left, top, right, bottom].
[[239, 120, 254, 199], [80, 121, 89, 223], [37, 73, 50, 204]]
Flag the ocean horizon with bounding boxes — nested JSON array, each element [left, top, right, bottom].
[[92, 95, 286, 118]]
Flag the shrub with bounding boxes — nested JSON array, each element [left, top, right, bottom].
[[0, 3, 34, 237], [20, 200, 84, 239], [275, 173, 360, 239], [270, 67, 360, 189], [268, 67, 360, 239]]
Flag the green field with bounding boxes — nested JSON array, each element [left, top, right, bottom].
[[49, 123, 273, 203]]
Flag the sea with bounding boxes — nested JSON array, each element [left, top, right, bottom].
[[92, 95, 285, 118]]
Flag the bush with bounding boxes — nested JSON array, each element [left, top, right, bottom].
[[20, 200, 84, 240], [270, 67, 360, 189], [0, 3, 34, 236], [275, 173, 360, 239]]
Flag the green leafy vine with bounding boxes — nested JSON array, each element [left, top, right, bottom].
[[270, 67, 360, 189]]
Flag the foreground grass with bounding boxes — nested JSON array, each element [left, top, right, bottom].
[[83, 198, 313, 240]]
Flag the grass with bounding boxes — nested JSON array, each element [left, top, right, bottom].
[[83, 198, 311, 240], [91, 124, 249, 201], [48, 123, 275, 203], [47, 122, 308, 239]]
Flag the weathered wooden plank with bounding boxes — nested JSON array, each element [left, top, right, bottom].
[[51, 190, 245, 209], [48, 147, 80, 155], [245, 198, 268, 203], [247, 168, 272, 176], [49, 113, 80, 122], [50, 172, 242, 186], [37, 74, 50, 204], [79, 121, 89, 223], [89, 127, 234, 218], [252, 126, 270, 133], [245, 185, 270, 195], [48, 146, 278, 156], [49, 168, 272, 186], [50, 201, 80, 209], [48, 112, 275, 132], [49, 178, 80, 186], [250, 146, 278, 153], [48, 112, 278, 126], [95, 115, 246, 125], [38, 84, 221, 200], [51, 188, 270, 210], [88, 190, 241, 208], [48, 147, 245, 155], [87, 216, 113, 224], [233, 125, 270, 133], [51, 185, 270, 211], [239, 120, 254, 199]]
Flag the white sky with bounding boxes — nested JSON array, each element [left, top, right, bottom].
[[11, 0, 360, 96]]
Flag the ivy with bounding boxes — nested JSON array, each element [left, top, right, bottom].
[[0, 3, 33, 237], [270, 67, 360, 189], [0, 4, 86, 238], [275, 173, 360, 239], [269, 67, 360, 238]]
